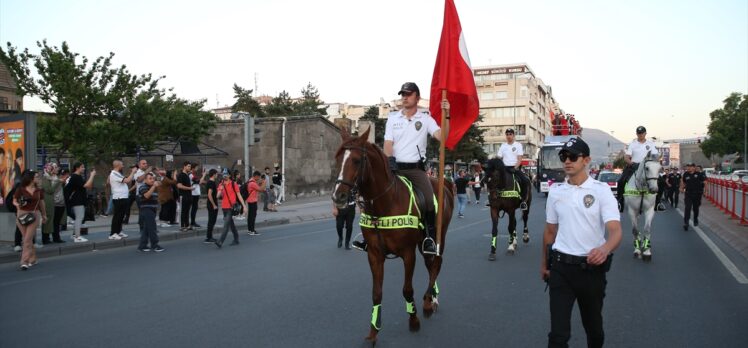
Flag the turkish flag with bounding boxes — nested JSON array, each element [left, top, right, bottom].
[[429, 0, 479, 150]]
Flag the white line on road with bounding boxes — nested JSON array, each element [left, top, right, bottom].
[[677, 208, 748, 284]]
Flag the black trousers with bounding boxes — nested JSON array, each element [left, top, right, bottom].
[[247, 202, 258, 232], [180, 195, 192, 228], [123, 193, 136, 223], [684, 193, 702, 224], [548, 262, 607, 348], [616, 164, 637, 200], [190, 195, 200, 225], [473, 187, 482, 202], [336, 206, 355, 244], [672, 189, 680, 208], [111, 198, 129, 236], [508, 168, 530, 201], [160, 200, 177, 224], [206, 206, 218, 239], [53, 206, 65, 241]]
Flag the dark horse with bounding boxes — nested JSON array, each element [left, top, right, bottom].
[[483, 158, 532, 261], [332, 127, 454, 344]]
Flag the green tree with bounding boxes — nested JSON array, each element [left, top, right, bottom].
[[292, 82, 328, 116], [427, 113, 488, 163], [701, 92, 747, 163], [231, 83, 264, 117], [359, 105, 386, 147], [264, 90, 294, 116], [1, 40, 215, 163]]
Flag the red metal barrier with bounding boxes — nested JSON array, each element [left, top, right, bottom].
[[730, 176, 739, 219], [742, 177, 748, 225]]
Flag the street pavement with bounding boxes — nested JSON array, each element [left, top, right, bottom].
[[1, 194, 747, 347]]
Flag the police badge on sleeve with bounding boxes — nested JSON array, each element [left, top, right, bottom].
[[583, 194, 595, 208], [415, 121, 422, 131]]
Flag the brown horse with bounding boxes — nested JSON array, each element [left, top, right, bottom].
[[483, 158, 532, 260], [332, 127, 454, 344]]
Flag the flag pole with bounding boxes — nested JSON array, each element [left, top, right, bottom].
[[436, 89, 449, 257]]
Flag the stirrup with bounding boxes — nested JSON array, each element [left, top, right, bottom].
[[520, 201, 528, 210], [422, 237, 437, 255]]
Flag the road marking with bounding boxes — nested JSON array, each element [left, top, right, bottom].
[[677, 208, 748, 284], [0, 275, 54, 287]]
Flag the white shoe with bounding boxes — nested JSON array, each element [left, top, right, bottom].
[[35, 243, 44, 249], [160, 223, 171, 228], [108, 234, 122, 240], [13, 245, 22, 252], [73, 236, 88, 243], [118, 233, 128, 238]]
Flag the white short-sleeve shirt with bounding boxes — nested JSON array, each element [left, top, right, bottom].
[[109, 170, 130, 200], [546, 176, 620, 256], [625, 139, 658, 163], [384, 110, 440, 163], [497, 142, 524, 166]]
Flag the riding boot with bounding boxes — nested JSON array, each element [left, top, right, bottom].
[[352, 239, 368, 251], [422, 211, 437, 255]]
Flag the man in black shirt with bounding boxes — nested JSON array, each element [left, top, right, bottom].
[[65, 162, 96, 242], [176, 162, 193, 231], [204, 169, 219, 243], [454, 169, 469, 218], [272, 165, 283, 205], [680, 163, 705, 230]]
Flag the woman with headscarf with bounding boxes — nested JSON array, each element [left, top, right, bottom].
[[41, 163, 66, 244]]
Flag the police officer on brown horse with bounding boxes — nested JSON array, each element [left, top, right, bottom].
[[352, 82, 443, 255]]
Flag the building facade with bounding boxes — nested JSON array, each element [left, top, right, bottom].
[[0, 60, 23, 115], [473, 63, 558, 158]]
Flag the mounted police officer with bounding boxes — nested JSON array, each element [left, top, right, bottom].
[[497, 128, 530, 210], [541, 137, 622, 348], [352, 82, 443, 255], [616, 126, 659, 212]]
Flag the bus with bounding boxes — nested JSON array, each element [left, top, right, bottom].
[[537, 135, 578, 195]]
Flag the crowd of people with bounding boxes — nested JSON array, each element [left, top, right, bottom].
[[6, 158, 286, 269]]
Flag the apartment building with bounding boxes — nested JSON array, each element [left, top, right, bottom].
[[473, 63, 558, 157], [0, 61, 23, 115]]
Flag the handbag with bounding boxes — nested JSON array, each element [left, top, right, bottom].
[[17, 192, 41, 226], [223, 183, 242, 215]]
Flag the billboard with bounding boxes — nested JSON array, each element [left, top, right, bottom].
[[0, 114, 35, 207]]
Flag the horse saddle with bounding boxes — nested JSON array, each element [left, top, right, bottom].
[[397, 176, 433, 224]]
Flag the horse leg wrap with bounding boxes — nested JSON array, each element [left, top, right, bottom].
[[371, 304, 382, 330], [432, 282, 440, 296], [406, 301, 416, 314], [643, 238, 651, 249], [491, 236, 497, 248]]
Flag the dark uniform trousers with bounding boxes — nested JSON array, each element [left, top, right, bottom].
[[336, 205, 355, 245], [549, 262, 607, 348], [684, 192, 702, 224], [399, 168, 435, 213]]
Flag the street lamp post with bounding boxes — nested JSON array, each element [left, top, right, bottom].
[[513, 71, 533, 132]]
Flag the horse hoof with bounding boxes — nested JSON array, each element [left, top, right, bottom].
[[506, 248, 515, 255], [409, 316, 421, 332], [522, 237, 529, 243], [642, 255, 652, 262], [488, 253, 496, 261]]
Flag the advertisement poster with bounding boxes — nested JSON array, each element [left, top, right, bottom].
[[0, 119, 25, 205]]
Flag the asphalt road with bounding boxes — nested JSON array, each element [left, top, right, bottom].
[[1, 195, 746, 347]]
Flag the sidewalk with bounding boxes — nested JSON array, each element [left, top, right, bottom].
[[0, 196, 335, 264], [678, 194, 748, 262]]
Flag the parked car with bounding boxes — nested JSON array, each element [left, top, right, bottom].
[[597, 170, 622, 191], [732, 170, 748, 179]]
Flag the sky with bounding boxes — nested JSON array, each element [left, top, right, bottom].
[[1, 0, 746, 142]]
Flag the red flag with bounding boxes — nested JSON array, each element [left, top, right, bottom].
[[430, 0, 479, 150]]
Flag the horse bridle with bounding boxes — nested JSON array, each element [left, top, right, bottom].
[[634, 158, 659, 190], [335, 145, 396, 205]]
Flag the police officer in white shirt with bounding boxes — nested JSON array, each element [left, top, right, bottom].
[[617, 126, 659, 211], [541, 137, 622, 348], [351, 82, 443, 254], [497, 128, 531, 210]]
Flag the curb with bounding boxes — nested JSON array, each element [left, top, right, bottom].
[[0, 217, 295, 264]]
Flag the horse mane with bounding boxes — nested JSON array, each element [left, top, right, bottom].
[[484, 157, 509, 190], [335, 133, 390, 175]]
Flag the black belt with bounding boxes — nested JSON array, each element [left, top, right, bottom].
[[396, 162, 421, 170], [552, 250, 588, 265]]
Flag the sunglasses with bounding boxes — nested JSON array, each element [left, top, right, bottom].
[[558, 152, 583, 162]]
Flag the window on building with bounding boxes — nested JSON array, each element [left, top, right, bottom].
[[520, 86, 529, 97], [0, 96, 8, 111], [516, 125, 526, 136], [495, 91, 508, 99]]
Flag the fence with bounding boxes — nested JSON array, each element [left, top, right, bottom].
[[704, 173, 748, 225]]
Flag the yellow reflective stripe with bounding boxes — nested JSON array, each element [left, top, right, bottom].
[[624, 189, 651, 196], [359, 213, 423, 229]]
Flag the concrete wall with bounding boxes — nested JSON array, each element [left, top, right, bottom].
[[198, 115, 341, 199]]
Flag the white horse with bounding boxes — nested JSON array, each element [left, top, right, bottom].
[[623, 151, 661, 262]]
